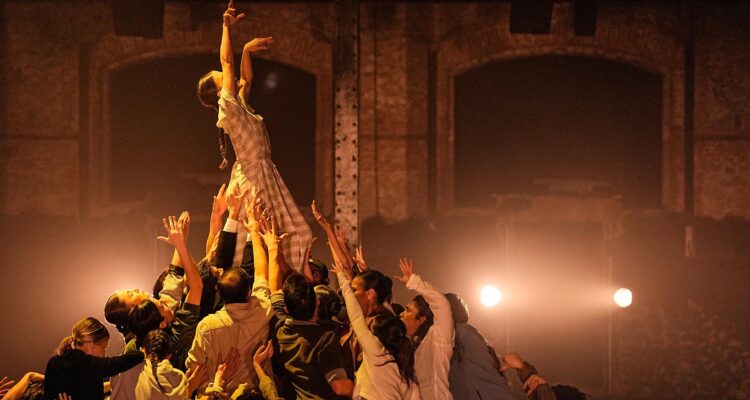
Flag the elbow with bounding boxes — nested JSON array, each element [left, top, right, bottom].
[[331, 379, 354, 396]]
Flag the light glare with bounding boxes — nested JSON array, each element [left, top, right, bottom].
[[480, 286, 501, 307], [613, 288, 632, 308]]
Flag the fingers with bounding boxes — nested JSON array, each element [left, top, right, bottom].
[[217, 183, 227, 197]]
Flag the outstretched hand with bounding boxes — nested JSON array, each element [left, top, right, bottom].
[[524, 374, 548, 396], [393, 258, 414, 284], [353, 244, 368, 272], [0, 376, 14, 397], [258, 214, 289, 249], [227, 185, 249, 220], [311, 200, 331, 230], [244, 37, 273, 53], [253, 340, 274, 368], [223, 0, 246, 27], [212, 183, 228, 218], [500, 352, 525, 372], [157, 215, 189, 249]]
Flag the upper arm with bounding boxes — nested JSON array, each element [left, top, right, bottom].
[[407, 274, 454, 341]]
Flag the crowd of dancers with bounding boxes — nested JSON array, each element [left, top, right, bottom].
[[0, 2, 590, 400]]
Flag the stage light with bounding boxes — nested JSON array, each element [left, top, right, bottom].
[[480, 286, 501, 307], [613, 288, 632, 308]]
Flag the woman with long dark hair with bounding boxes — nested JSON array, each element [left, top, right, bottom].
[[195, 0, 312, 273], [395, 258, 455, 400], [43, 317, 144, 399], [333, 260, 419, 399]]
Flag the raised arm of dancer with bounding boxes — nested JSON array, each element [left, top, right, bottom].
[[332, 260, 385, 358], [220, 0, 244, 97], [395, 258, 454, 342], [207, 183, 228, 256], [157, 214, 203, 306], [312, 201, 354, 271], [242, 189, 270, 287], [0, 372, 43, 400], [239, 36, 273, 104], [260, 215, 287, 292]]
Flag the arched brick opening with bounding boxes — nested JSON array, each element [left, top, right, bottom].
[[435, 5, 685, 214], [86, 25, 333, 216]]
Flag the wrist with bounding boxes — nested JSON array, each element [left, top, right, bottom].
[[228, 210, 240, 220]]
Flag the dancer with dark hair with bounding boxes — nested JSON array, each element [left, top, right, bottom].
[[43, 317, 144, 399], [135, 330, 205, 400], [196, 0, 312, 272], [395, 258, 455, 400], [332, 259, 419, 399]]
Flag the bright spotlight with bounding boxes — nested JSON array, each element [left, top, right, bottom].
[[613, 288, 632, 308], [480, 286, 501, 307]]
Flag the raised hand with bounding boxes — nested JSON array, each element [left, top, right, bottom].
[[393, 258, 414, 284], [253, 340, 274, 368], [259, 215, 289, 249], [223, 0, 246, 27], [311, 200, 331, 231], [334, 224, 353, 259], [212, 183, 228, 218], [244, 37, 273, 53], [353, 244, 368, 272], [524, 374, 548, 396], [58, 394, 72, 400], [177, 211, 191, 241], [227, 185, 249, 220], [0, 376, 14, 397], [500, 352, 525, 372], [157, 215, 188, 249], [215, 347, 241, 387]]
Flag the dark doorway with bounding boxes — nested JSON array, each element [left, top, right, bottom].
[[454, 55, 662, 208], [109, 53, 316, 206]]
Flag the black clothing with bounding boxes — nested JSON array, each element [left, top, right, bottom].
[[43, 349, 143, 400]]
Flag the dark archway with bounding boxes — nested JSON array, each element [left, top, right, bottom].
[[109, 53, 316, 205], [454, 55, 662, 208]]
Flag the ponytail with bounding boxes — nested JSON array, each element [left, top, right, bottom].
[[57, 317, 110, 356], [56, 336, 75, 356], [372, 314, 417, 386], [142, 330, 172, 393]]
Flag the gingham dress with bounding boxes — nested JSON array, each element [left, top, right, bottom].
[[217, 88, 312, 271]]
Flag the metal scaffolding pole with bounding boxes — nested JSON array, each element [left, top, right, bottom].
[[334, 0, 360, 244]]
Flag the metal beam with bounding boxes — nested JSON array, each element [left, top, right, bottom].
[[334, 0, 360, 244]]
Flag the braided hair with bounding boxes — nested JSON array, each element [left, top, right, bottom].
[[196, 71, 229, 170], [141, 329, 172, 393]]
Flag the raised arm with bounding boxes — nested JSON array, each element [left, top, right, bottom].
[[395, 258, 454, 342], [241, 188, 269, 284], [239, 36, 273, 104], [312, 201, 354, 271], [157, 214, 203, 306], [332, 261, 383, 357], [220, 0, 244, 97], [207, 183, 228, 257]]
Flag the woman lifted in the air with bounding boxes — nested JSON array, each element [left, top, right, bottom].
[[197, 0, 312, 272]]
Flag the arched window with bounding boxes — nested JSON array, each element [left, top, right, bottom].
[[109, 54, 316, 205], [454, 55, 662, 208]]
